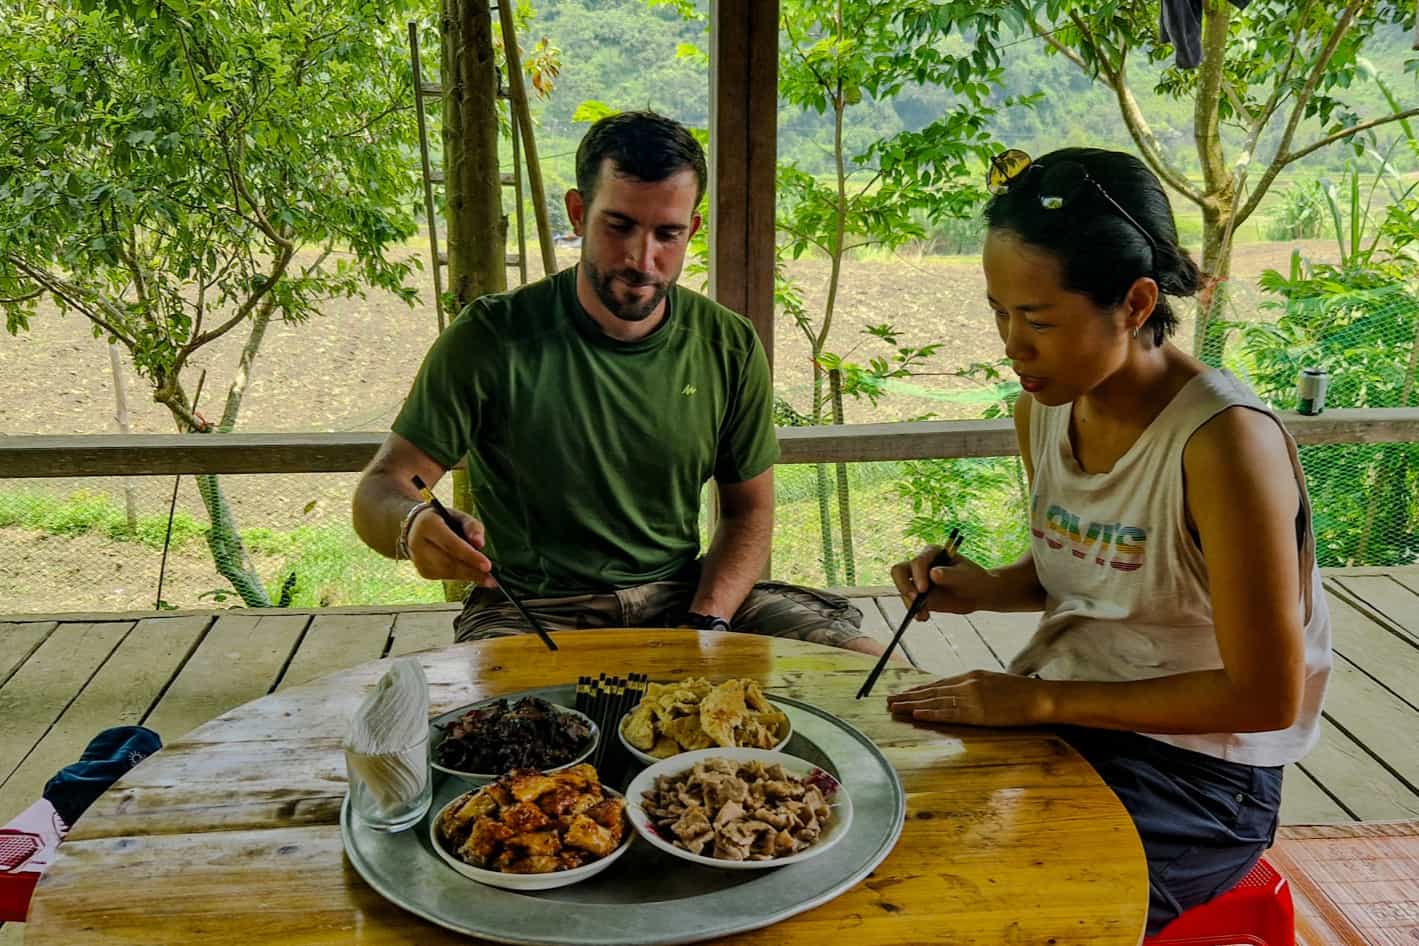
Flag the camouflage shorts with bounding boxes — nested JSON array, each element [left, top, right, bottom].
[[452, 578, 866, 650]]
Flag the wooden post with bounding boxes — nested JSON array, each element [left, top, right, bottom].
[[710, 0, 779, 576], [709, 0, 779, 370], [495, 3, 558, 279], [441, 0, 507, 603]]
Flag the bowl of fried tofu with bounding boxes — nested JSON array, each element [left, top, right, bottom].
[[430, 763, 631, 891], [617, 677, 791, 767]]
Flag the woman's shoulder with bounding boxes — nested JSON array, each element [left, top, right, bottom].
[[1184, 400, 1292, 489]]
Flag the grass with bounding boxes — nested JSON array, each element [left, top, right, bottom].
[[0, 488, 441, 609], [0, 489, 208, 549], [0, 478, 951, 607]]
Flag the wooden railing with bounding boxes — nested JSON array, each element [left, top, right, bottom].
[[2, 408, 1419, 477]]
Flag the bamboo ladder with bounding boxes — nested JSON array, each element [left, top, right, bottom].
[[406, 5, 558, 332]]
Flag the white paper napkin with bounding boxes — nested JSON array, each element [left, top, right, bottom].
[[344, 658, 430, 815]]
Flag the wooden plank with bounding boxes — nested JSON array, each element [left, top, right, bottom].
[[276, 612, 395, 691], [852, 597, 902, 657], [1294, 718, 1419, 822], [0, 432, 385, 478], [1332, 575, 1419, 646], [0, 923, 23, 945], [143, 613, 311, 741], [387, 609, 456, 657], [1321, 653, 1419, 792], [0, 615, 210, 825], [1325, 591, 1419, 708], [1389, 567, 1419, 595], [0, 620, 57, 687], [779, 419, 1017, 464], [1283, 763, 1354, 825], [2, 601, 437, 625], [875, 595, 1005, 676], [5, 408, 1414, 478], [962, 610, 1041, 670], [0, 621, 132, 791]]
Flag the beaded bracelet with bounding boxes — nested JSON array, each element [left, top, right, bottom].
[[394, 500, 432, 561]]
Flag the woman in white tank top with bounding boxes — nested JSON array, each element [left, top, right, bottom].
[[884, 148, 1331, 934]]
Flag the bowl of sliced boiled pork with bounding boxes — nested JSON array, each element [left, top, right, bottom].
[[624, 748, 852, 870]]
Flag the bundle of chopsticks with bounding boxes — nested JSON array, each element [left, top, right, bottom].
[[576, 673, 648, 780]]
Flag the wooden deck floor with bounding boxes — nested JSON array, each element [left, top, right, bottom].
[[2, 567, 1417, 861]]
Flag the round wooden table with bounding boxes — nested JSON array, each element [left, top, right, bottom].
[[24, 630, 1148, 944]]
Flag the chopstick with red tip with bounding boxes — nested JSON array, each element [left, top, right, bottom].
[[411, 475, 557, 652]]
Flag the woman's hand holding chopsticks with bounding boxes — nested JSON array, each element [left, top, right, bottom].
[[889, 545, 995, 618]]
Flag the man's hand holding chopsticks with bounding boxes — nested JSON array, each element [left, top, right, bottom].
[[408, 506, 497, 588]]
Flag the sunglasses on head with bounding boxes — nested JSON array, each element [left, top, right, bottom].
[[987, 148, 1158, 255]]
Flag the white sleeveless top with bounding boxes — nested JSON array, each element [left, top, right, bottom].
[[1013, 369, 1332, 767]]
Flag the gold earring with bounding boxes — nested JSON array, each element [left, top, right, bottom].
[[1132, 326, 1140, 339]]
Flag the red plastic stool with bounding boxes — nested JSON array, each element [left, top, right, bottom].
[[1143, 857, 1294, 946]]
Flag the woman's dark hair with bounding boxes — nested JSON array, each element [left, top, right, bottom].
[[983, 148, 1200, 345], [575, 110, 708, 209]]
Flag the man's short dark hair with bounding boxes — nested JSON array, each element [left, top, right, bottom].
[[575, 110, 708, 209]]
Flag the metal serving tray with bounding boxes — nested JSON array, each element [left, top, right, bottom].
[[342, 684, 905, 945]]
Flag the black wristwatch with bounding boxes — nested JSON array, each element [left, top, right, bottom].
[[684, 611, 732, 633]]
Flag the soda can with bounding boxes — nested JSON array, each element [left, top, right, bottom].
[[1297, 367, 1328, 415]]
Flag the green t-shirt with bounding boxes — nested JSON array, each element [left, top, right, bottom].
[[392, 265, 779, 598]]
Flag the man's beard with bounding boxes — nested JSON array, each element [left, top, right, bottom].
[[584, 257, 670, 322]]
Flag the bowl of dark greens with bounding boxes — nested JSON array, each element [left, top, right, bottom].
[[431, 695, 598, 784]]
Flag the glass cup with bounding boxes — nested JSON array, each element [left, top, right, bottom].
[[345, 734, 433, 833]]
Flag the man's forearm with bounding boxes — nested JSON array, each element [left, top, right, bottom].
[[352, 471, 421, 559], [690, 509, 771, 620]]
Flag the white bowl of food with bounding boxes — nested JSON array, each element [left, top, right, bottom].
[[616, 677, 792, 767], [431, 695, 598, 785], [430, 763, 632, 891], [625, 748, 851, 871]]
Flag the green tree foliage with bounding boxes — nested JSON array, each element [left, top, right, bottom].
[[1013, 0, 1418, 363], [1225, 138, 1419, 566], [771, 0, 1021, 585], [0, 0, 421, 604]]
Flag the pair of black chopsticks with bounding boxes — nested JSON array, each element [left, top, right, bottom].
[[411, 475, 557, 652], [856, 528, 963, 700]]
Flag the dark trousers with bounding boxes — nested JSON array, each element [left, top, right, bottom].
[[1059, 726, 1283, 934]]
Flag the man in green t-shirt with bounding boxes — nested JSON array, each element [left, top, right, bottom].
[[353, 111, 876, 654]]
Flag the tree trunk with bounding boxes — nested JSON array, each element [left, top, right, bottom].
[[812, 365, 838, 586], [1191, 0, 1236, 366], [152, 317, 275, 607], [442, 0, 508, 603], [104, 338, 139, 533], [1195, 204, 1235, 365], [194, 472, 271, 606], [828, 368, 854, 585], [184, 305, 277, 608]]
